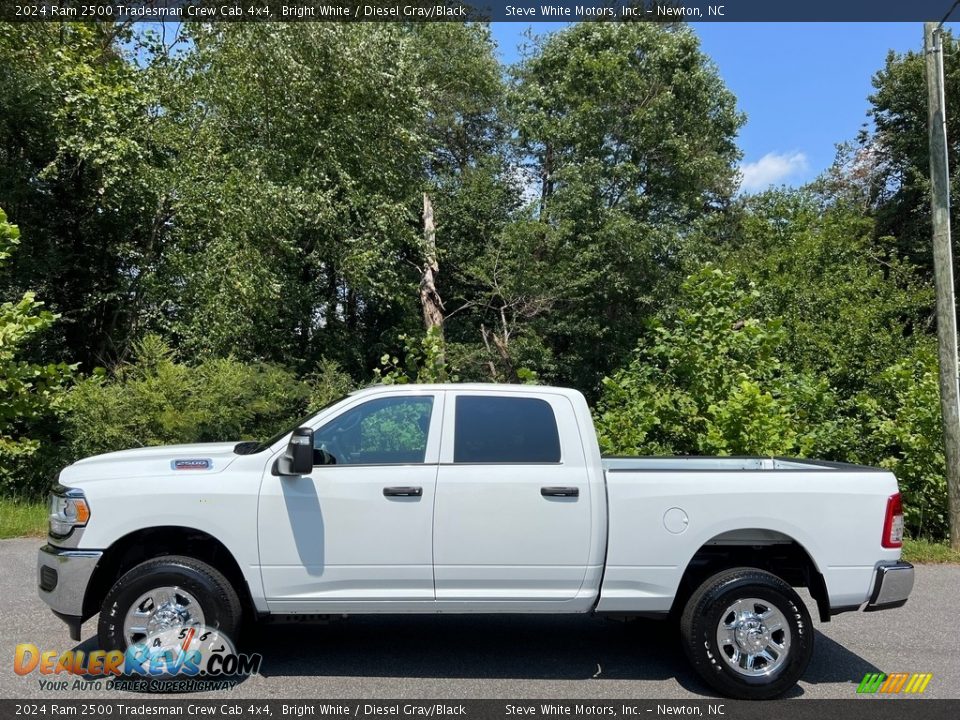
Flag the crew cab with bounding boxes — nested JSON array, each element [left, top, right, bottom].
[[38, 384, 913, 699]]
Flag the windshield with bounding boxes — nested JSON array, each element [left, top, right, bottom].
[[233, 395, 350, 455]]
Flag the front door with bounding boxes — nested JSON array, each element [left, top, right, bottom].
[[258, 392, 442, 612]]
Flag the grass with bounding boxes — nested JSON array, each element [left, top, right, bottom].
[[901, 537, 960, 564], [0, 497, 47, 539]]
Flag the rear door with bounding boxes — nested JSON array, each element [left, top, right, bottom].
[[433, 391, 592, 601]]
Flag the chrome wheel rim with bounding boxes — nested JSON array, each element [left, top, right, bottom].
[[123, 586, 205, 647], [716, 597, 791, 678]]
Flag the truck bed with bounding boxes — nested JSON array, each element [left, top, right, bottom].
[[596, 454, 899, 615]]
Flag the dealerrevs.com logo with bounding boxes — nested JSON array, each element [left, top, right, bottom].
[[857, 672, 933, 695], [14, 625, 262, 692]]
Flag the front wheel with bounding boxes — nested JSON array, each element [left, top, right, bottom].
[[98, 555, 242, 653], [680, 567, 814, 700]]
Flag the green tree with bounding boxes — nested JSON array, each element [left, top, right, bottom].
[[144, 24, 429, 370], [507, 23, 743, 391], [0, 25, 165, 369], [140, 24, 518, 380], [0, 209, 73, 493], [852, 31, 960, 277]]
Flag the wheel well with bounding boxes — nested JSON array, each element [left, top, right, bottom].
[[670, 530, 831, 622], [83, 527, 255, 621]]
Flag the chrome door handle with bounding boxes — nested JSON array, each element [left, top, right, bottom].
[[541, 486, 579, 498], [383, 486, 423, 497]]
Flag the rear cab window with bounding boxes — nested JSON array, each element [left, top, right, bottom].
[[453, 395, 561, 464]]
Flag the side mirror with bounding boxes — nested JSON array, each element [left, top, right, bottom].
[[275, 427, 314, 476]]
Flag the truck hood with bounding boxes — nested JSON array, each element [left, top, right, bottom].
[[59, 442, 244, 484]]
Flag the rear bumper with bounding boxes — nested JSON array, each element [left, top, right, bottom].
[[37, 544, 102, 639], [865, 561, 914, 611]]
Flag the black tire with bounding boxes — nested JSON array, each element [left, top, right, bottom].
[[680, 567, 814, 700], [98, 555, 242, 653]]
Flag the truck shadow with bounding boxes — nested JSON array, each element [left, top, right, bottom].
[[65, 614, 878, 697], [246, 615, 879, 697]]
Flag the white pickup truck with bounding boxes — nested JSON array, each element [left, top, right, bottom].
[[38, 384, 913, 699]]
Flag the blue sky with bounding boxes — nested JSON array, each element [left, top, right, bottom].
[[490, 22, 940, 192]]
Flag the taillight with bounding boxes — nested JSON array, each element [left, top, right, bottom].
[[882, 493, 904, 548]]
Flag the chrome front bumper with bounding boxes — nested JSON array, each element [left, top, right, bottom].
[[37, 544, 102, 638], [865, 561, 914, 611]]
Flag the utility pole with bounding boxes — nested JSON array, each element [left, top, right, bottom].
[[925, 22, 960, 550]]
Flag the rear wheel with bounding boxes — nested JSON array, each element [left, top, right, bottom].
[[680, 567, 814, 700], [98, 555, 242, 653]]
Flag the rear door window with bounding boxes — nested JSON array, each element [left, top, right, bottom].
[[453, 396, 561, 464]]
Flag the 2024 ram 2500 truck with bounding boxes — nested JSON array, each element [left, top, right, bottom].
[[38, 384, 914, 699]]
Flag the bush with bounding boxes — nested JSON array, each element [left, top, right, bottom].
[[60, 335, 351, 460], [594, 266, 847, 457], [855, 347, 948, 540], [304, 358, 356, 411]]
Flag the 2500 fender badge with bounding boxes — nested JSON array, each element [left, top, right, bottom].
[[171, 459, 212, 471]]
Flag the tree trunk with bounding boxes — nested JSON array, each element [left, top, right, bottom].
[[481, 320, 519, 383], [420, 192, 445, 333]]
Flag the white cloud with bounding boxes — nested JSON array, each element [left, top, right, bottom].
[[739, 151, 809, 192]]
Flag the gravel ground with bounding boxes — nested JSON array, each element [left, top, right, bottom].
[[1, 538, 957, 700]]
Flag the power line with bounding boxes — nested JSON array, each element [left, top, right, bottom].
[[940, 0, 960, 28]]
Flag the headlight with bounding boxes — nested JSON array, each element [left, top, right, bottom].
[[49, 486, 90, 539]]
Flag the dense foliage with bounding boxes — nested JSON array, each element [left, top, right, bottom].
[[0, 22, 954, 540], [0, 210, 73, 494], [61, 335, 353, 462], [594, 267, 842, 458]]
